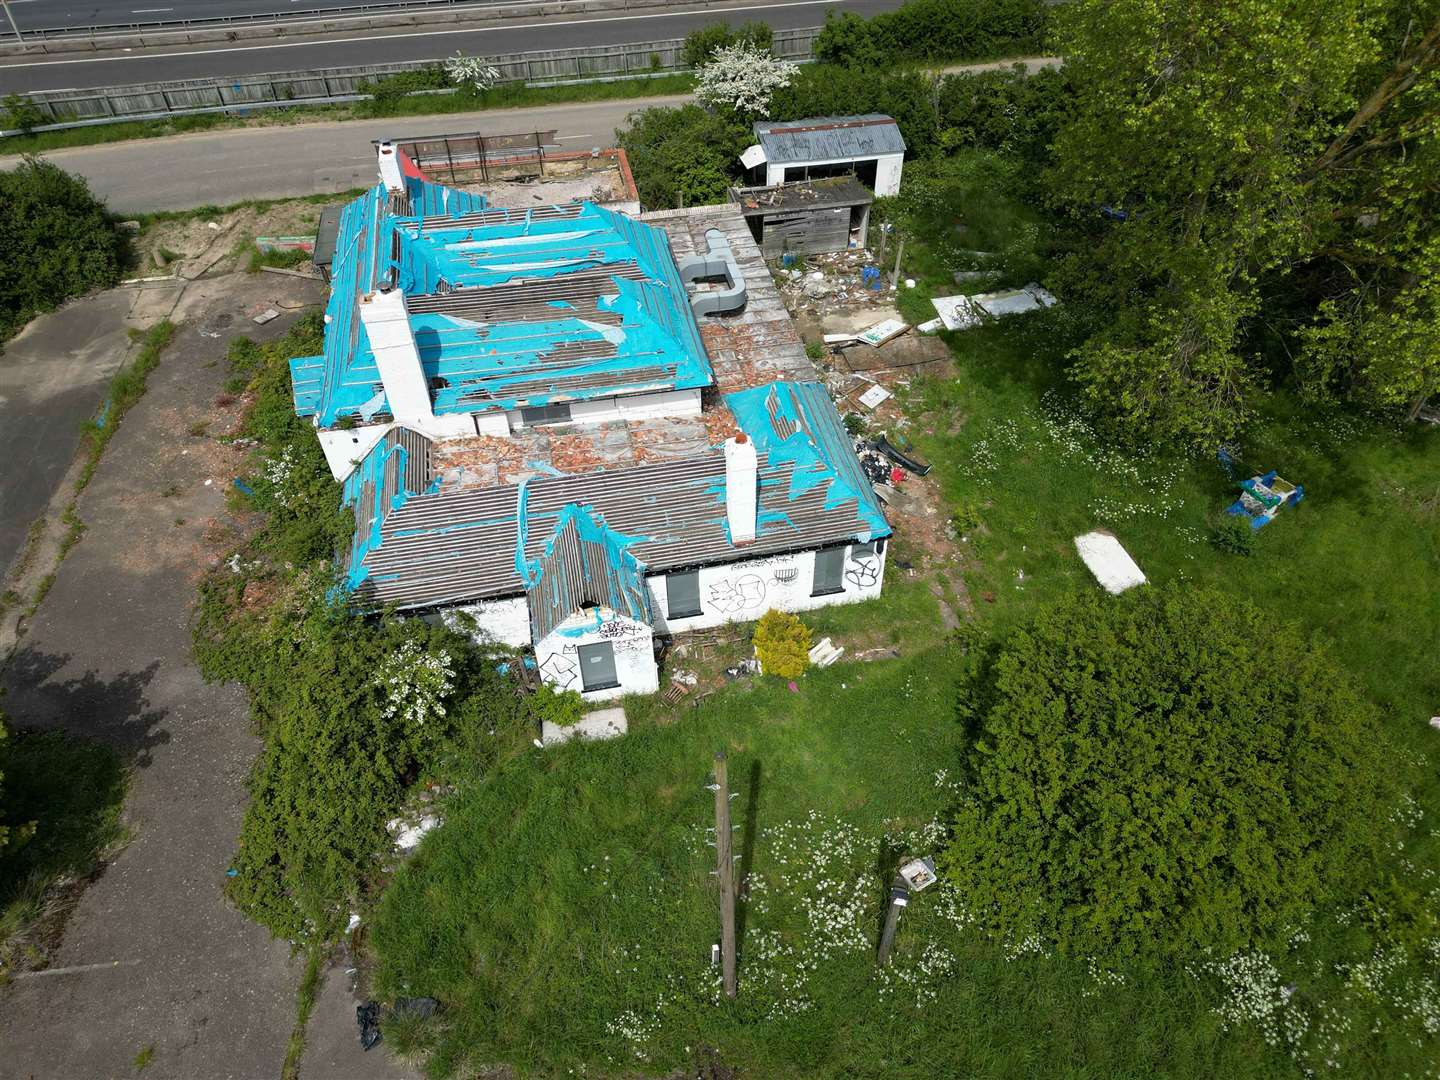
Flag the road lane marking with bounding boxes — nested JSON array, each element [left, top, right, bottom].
[[6, 0, 848, 77]]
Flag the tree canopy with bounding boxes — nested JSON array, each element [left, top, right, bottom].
[[944, 587, 1396, 961], [1048, 0, 1440, 445]]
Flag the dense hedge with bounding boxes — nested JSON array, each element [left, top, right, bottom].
[[0, 158, 125, 344], [944, 587, 1397, 961], [815, 0, 1048, 68]]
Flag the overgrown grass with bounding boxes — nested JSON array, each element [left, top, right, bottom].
[[1, 73, 696, 156], [0, 730, 129, 978], [369, 288, 1440, 1078], [77, 321, 176, 494], [281, 946, 326, 1080], [247, 247, 311, 273]]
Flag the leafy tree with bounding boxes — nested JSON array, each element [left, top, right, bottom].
[[771, 65, 943, 163], [0, 158, 125, 344], [944, 587, 1396, 961], [1047, 0, 1440, 445], [695, 42, 799, 119], [681, 20, 774, 68], [1, 93, 46, 135], [816, 0, 1048, 68], [616, 104, 749, 210]]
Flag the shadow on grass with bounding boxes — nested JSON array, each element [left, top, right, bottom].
[[1, 649, 169, 973], [735, 758, 762, 953]]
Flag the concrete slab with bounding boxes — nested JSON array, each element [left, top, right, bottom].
[[0, 289, 138, 576], [1074, 530, 1147, 595], [542, 707, 628, 747], [0, 274, 326, 1080]]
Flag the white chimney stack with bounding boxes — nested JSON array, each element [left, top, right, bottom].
[[724, 433, 758, 545], [377, 141, 404, 192], [359, 287, 433, 427]]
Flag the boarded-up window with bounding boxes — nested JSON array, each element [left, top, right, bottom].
[[578, 642, 619, 691], [667, 570, 702, 619], [812, 546, 846, 596]]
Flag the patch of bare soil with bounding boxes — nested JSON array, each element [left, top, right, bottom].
[[138, 199, 329, 278]]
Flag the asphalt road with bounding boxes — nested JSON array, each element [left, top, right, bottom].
[[0, 0, 896, 92], [0, 95, 687, 209], [5, 0, 461, 32]]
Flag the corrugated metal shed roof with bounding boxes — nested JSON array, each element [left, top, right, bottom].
[[290, 177, 712, 429], [753, 115, 906, 166]]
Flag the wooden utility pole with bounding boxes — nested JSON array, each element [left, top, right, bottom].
[[889, 239, 906, 290], [713, 750, 737, 998], [876, 875, 910, 966]]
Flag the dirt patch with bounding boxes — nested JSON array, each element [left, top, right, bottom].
[[139, 198, 330, 278]]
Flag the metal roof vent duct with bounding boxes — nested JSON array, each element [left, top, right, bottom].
[[678, 228, 747, 317]]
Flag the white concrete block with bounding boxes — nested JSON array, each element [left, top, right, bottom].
[[542, 707, 628, 747]]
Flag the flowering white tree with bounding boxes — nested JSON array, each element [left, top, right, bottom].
[[444, 52, 502, 93], [694, 42, 797, 118], [373, 638, 455, 730]]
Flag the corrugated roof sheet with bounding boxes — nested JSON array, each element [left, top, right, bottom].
[[340, 381, 891, 611], [527, 506, 651, 641], [290, 178, 712, 428], [753, 115, 906, 166]]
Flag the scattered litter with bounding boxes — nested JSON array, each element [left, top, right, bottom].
[[542, 706, 627, 747], [1430, 716, 1440, 732], [671, 669, 698, 687], [346, 912, 361, 933], [252, 308, 281, 325], [1074, 530, 1147, 595], [824, 332, 859, 346], [390, 814, 441, 851], [205, 221, 221, 231], [857, 318, 908, 347], [916, 317, 944, 334], [930, 294, 985, 331], [204, 478, 213, 486], [723, 658, 761, 681], [873, 434, 931, 476], [233, 478, 254, 496], [808, 637, 845, 667], [1226, 470, 1304, 529], [857, 384, 892, 410], [788, 681, 800, 693], [357, 1002, 383, 1051]]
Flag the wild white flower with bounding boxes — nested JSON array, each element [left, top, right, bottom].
[[444, 52, 502, 92], [694, 43, 797, 117], [373, 638, 455, 728]]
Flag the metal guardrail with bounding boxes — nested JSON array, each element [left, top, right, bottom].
[[1, 26, 821, 136]]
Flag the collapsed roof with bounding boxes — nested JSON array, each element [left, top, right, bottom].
[[289, 176, 712, 429]]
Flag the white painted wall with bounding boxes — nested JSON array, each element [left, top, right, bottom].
[[771, 151, 905, 198], [645, 541, 887, 636], [441, 595, 533, 648], [535, 609, 658, 703], [318, 421, 391, 480]]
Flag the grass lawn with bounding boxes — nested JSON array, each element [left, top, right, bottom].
[[0, 730, 129, 977]]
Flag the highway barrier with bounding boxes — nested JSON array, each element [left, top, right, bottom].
[[0, 26, 820, 136]]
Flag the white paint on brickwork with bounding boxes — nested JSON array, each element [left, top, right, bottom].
[[535, 608, 658, 703], [645, 541, 886, 636], [442, 595, 533, 649]]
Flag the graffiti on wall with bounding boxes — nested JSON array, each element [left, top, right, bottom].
[[708, 573, 767, 614], [540, 651, 577, 689], [845, 555, 880, 588]]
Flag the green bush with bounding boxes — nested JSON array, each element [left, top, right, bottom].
[[944, 586, 1397, 961], [753, 609, 812, 679], [815, 0, 1047, 68], [1, 93, 47, 135], [1210, 514, 1256, 556], [0, 157, 125, 343], [357, 66, 454, 114], [681, 20, 774, 67], [527, 684, 585, 731], [617, 104, 750, 210], [770, 66, 943, 162]]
